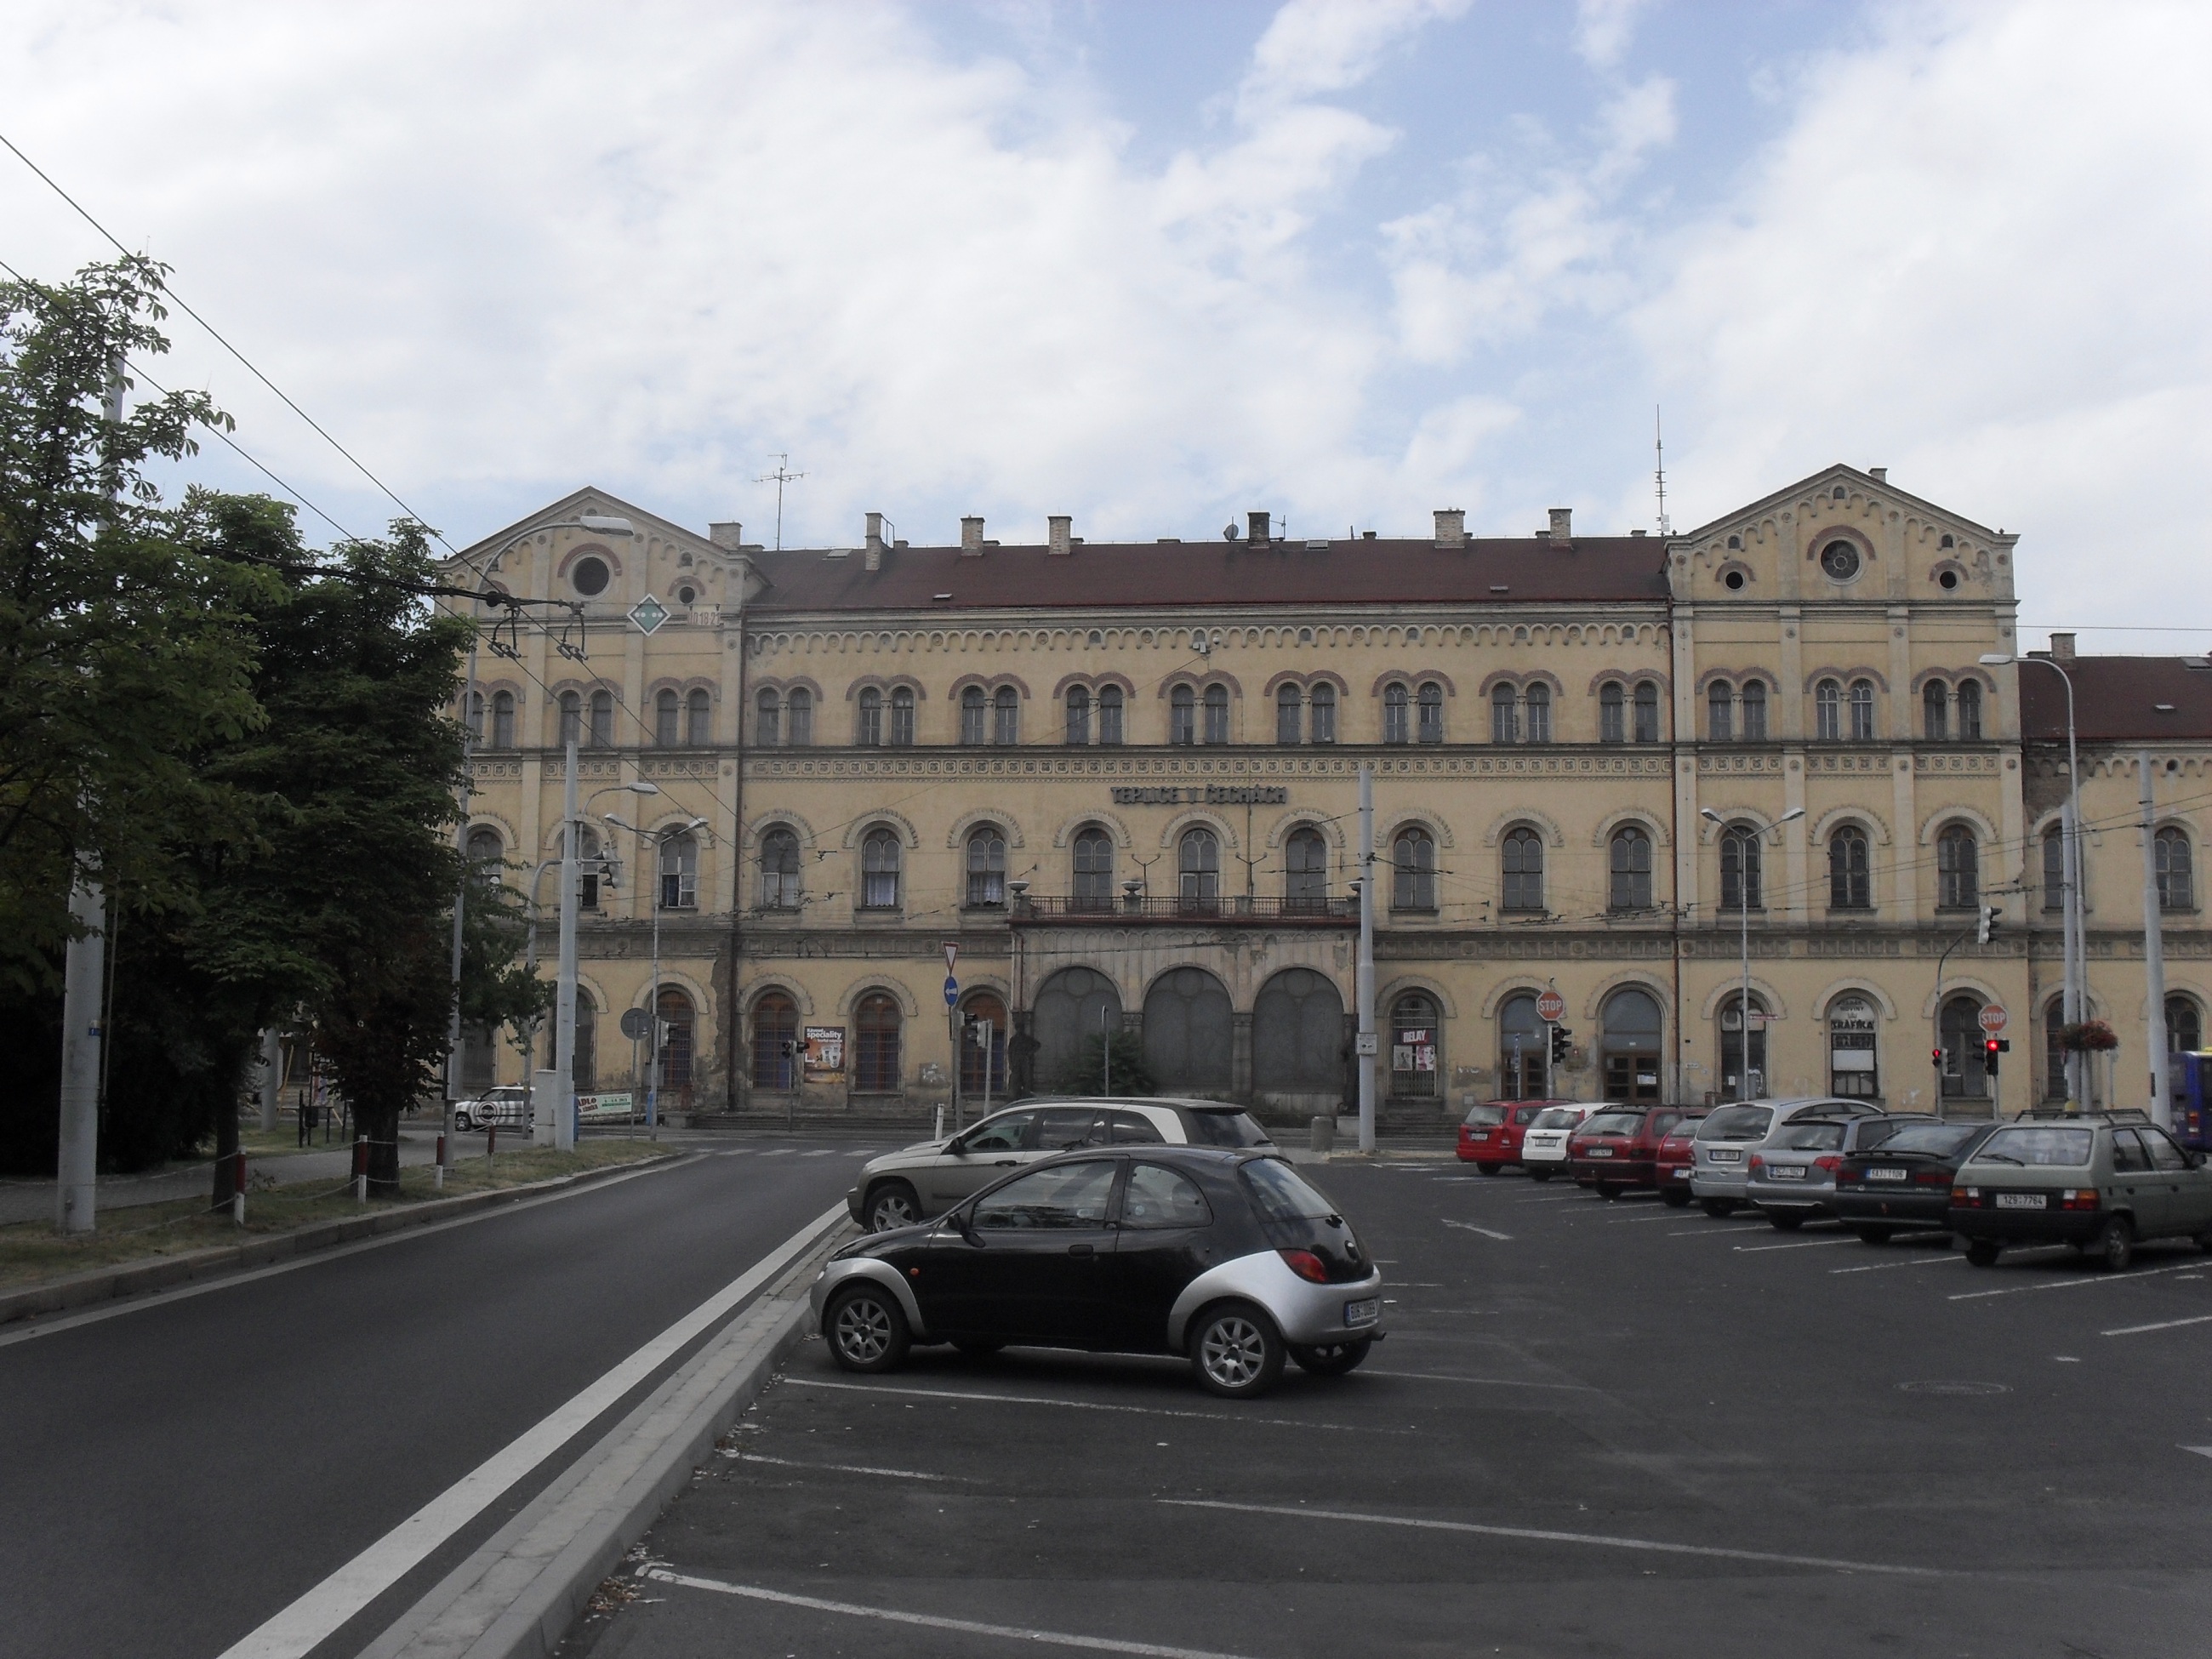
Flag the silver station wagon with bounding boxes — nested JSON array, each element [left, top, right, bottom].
[[1690, 1097, 1885, 1217]]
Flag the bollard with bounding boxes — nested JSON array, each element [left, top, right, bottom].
[[434, 1132, 447, 1190], [1308, 1114, 1336, 1154], [487, 1123, 496, 1166], [232, 1149, 248, 1226], [933, 1104, 944, 1142], [352, 1135, 368, 1202]]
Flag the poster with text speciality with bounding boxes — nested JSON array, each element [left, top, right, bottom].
[[802, 1026, 847, 1082]]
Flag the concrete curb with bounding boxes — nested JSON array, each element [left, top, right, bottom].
[[0, 1152, 682, 1329], [364, 1220, 851, 1659]]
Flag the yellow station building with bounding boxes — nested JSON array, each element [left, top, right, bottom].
[[440, 465, 2211, 1128]]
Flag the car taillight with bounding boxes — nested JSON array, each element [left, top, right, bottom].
[[1747, 1154, 1763, 1172], [1279, 1249, 1331, 1283], [1913, 1170, 1949, 1186], [1815, 1155, 1841, 1172], [2060, 1189, 2101, 1211], [1952, 1185, 1977, 1206]]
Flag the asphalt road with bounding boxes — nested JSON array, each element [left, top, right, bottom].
[[0, 1135, 874, 1659], [563, 1158, 2212, 1659]]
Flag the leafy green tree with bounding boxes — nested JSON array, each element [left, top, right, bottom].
[[1052, 1029, 1154, 1097]]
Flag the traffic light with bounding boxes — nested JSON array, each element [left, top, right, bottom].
[[1549, 1025, 1572, 1065], [1932, 1046, 1945, 1071], [1984, 1037, 2001, 1075], [1977, 904, 1999, 944]]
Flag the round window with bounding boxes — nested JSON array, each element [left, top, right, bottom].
[[676, 584, 698, 605], [1820, 540, 1861, 582], [1723, 568, 1747, 591], [1937, 568, 1959, 591], [571, 556, 610, 596]]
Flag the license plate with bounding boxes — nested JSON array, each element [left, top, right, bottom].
[[1867, 1167, 1909, 1182], [1588, 1148, 1614, 1158], [1672, 1167, 1690, 1178], [1995, 1192, 2048, 1210], [1769, 1166, 1807, 1181], [1709, 1149, 1742, 1163], [1343, 1298, 1380, 1327]]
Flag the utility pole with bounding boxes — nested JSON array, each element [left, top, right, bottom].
[[2142, 751, 2170, 1125], [552, 734, 580, 1151], [1356, 764, 1376, 1154]]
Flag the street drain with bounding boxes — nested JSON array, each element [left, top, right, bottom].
[[1897, 1380, 2011, 1396]]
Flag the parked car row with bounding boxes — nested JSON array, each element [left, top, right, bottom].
[[1462, 1096, 2212, 1268]]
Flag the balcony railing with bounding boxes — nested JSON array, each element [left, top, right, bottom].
[[1012, 894, 1356, 926]]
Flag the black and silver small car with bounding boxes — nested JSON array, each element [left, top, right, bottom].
[[811, 1147, 1383, 1399]]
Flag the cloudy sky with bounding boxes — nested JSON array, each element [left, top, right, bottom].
[[4, 0, 2206, 647]]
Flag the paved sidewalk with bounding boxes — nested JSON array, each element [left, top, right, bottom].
[[0, 1130, 443, 1226]]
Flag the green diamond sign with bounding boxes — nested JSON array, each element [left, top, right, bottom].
[[628, 594, 670, 636]]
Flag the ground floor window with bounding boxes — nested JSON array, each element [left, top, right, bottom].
[[1940, 995, 1988, 1099], [655, 988, 694, 1090], [1718, 992, 1768, 1103], [1390, 992, 1440, 1097], [960, 991, 1009, 1098], [1497, 992, 1546, 1099], [854, 995, 902, 1092], [1827, 995, 1878, 1100], [1602, 988, 1662, 1102], [752, 993, 797, 1089]]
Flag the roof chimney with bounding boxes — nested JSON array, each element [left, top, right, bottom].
[[1433, 509, 1466, 548], [1247, 510, 1271, 544], [2050, 632, 2075, 661], [1867, 467, 1887, 484], [1548, 507, 1573, 544], [961, 516, 985, 557], [1047, 515, 1073, 556], [864, 510, 886, 572], [709, 521, 743, 550]]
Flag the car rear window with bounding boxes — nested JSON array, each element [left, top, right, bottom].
[[1975, 1126, 2094, 1167], [1185, 1109, 1274, 1148], [1582, 1112, 1644, 1137], [1662, 1115, 1706, 1142], [1532, 1107, 1582, 1131], [1868, 1122, 1981, 1157], [1241, 1158, 1338, 1222], [1699, 1105, 1773, 1143], [1463, 1104, 1507, 1128], [1772, 1121, 1846, 1151]]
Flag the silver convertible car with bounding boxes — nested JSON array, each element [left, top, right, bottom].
[[845, 1097, 1274, 1232]]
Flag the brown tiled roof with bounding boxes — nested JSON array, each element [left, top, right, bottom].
[[2018, 655, 2212, 744], [746, 536, 1670, 614]]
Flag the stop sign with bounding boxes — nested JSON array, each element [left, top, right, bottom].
[[1977, 1004, 2009, 1035], [1535, 989, 1567, 1023]]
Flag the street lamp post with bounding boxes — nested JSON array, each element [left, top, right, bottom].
[[546, 775, 659, 1149], [1981, 652, 2084, 1103], [1702, 807, 1804, 1101], [607, 812, 709, 1138]]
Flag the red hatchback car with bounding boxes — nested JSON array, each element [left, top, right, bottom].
[[1570, 1105, 1696, 1198], [1459, 1100, 1578, 1173], [1651, 1109, 1710, 1206]]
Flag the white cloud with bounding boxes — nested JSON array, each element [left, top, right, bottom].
[[1575, 0, 1653, 70]]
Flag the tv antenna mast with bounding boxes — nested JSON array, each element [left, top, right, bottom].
[[1653, 408, 1672, 537], [755, 453, 806, 551]]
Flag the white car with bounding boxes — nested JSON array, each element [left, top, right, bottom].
[[1519, 1103, 1597, 1181], [453, 1085, 529, 1132]]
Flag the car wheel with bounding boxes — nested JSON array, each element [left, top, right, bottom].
[[1529, 1168, 1554, 1183], [1660, 1187, 1690, 1208], [1767, 1211, 1805, 1232], [951, 1337, 1005, 1358], [1852, 1226, 1894, 1246], [1964, 1240, 2001, 1268], [1290, 1338, 1373, 1377], [2097, 1216, 2135, 1273], [1700, 1198, 1736, 1219], [1595, 1182, 1622, 1200], [864, 1182, 921, 1233], [1189, 1302, 1286, 1400], [824, 1284, 910, 1373], [1477, 1163, 1503, 1177]]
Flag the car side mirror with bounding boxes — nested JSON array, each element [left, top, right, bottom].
[[2193, 1150, 2208, 1170], [954, 1207, 981, 1242]]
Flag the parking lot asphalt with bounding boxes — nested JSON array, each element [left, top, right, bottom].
[[559, 1159, 2212, 1659]]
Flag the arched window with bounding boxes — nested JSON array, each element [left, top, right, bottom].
[[1828, 995, 1878, 1099], [2157, 827, 2194, 911], [1633, 681, 1660, 743], [1097, 684, 1124, 745], [1525, 683, 1551, 743], [1276, 684, 1301, 745], [1170, 684, 1195, 745], [1035, 966, 1125, 1090], [961, 686, 987, 744], [1417, 681, 1445, 744], [1923, 681, 1949, 740], [559, 690, 583, 747], [1497, 993, 1545, 1099], [1600, 988, 1662, 1102], [857, 687, 883, 747], [993, 685, 1019, 744], [490, 689, 516, 749], [655, 688, 681, 747], [889, 686, 915, 746], [1937, 824, 1979, 909], [1719, 991, 1768, 1102], [1178, 827, 1220, 911], [1719, 821, 1762, 911], [759, 826, 801, 909], [465, 826, 504, 875], [959, 992, 1008, 1097], [1828, 825, 1871, 909], [854, 994, 902, 1092], [1203, 683, 1229, 744], [1501, 827, 1544, 911], [1956, 679, 1982, 739], [2168, 995, 2203, 1053], [1065, 686, 1092, 746], [1599, 681, 1625, 744], [1741, 681, 1767, 741], [1383, 682, 1411, 744], [1143, 967, 1233, 1093], [1940, 995, 1988, 1098], [1609, 826, 1653, 910], [785, 687, 812, 745], [574, 990, 597, 1092], [1384, 825, 1434, 911], [1389, 992, 1440, 1098], [588, 689, 614, 747], [658, 831, 698, 909], [860, 829, 901, 910], [1252, 967, 1345, 1097], [1309, 682, 1337, 744], [1849, 678, 1876, 741], [2043, 995, 2068, 1100], [1707, 682, 1733, 741], [1285, 827, 1329, 912], [965, 824, 1006, 908], [1815, 678, 1842, 741], [465, 689, 486, 744], [686, 688, 711, 746], [1073, 825, 1115, 910], [1491, 684, 1519, 744], [755, 688, 781, 747], [751, 991, 797, 1089], [2042, 825, 2067, 911], [654, 987, 695, 1089]]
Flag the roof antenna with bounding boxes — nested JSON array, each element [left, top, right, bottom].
[[754, 453, 806, 552], [1654, 407, 1672, 537]]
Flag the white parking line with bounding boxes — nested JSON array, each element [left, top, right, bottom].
[[722, 1451, 981, 1483], [844, 1149, 880, 1157], [760, 1149, 796, 1157], [1606, 1213, 1679, 1224], [1442, 1220, 1512, 1240], [795, 1377, 1409, 1434], [1366, 1370, 1599, 1392], [1733, 1238, 1856, 1253], [1518, 1196, 1580, 1205], [1831, 1254, 1964, 1274], [2102, 1313, 2212, 1337], [2184, 1445, 2212, 1459], [801, 1149, 836, 1157], [642, 1567, 1261, 1659], [1950, 1260, 2208, 1302], [1161, 1499, 1938, 1576]]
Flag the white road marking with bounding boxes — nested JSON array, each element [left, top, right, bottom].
[[1366, 1370, 1599, 1392], [2184, 1445, 2212, 1459], [1518, 1196, 1580, 1205], [1733, 1238, 1856, 1253], [844, 1149, 881, 1157], [2102, 1313, 2212, 1337], [760, 1149, 796, 1157], [795, 1377, 1407, 1434], [0, 1155, 702, 1350], [1163, 1499, 1939, 1576], [723, 1451, 979, 1483], [642, 1567, 1261, 1658], [1442, 1220, 1513, 1240], [801, 1149, 836, 1157], [1950, 1260, 2208, 1302], [213, 1201, 848, 1659], [1832, 1254, 1964, 1274], [1606, 1213, 1679, 1224]]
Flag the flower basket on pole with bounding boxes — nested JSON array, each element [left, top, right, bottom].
[[2056, 1019, 2118, 1053]]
